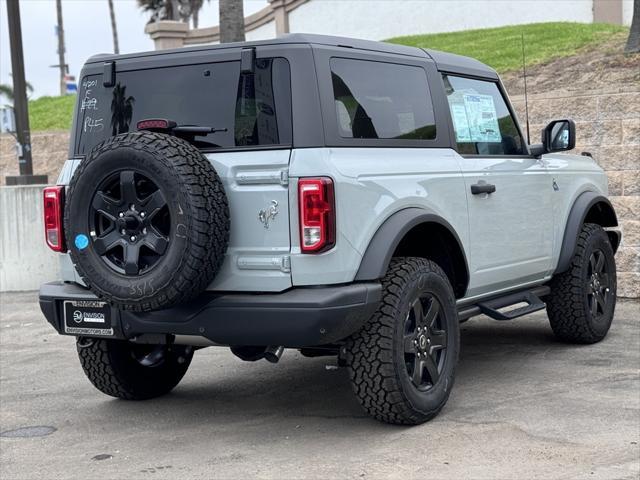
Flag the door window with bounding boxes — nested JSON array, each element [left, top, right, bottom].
[[442, 75, 525, 155], [330, 58, 436, 140]]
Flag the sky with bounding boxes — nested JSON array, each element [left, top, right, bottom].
[[0, 0, 269, 99]]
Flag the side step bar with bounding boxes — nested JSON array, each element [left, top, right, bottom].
[[458, 286, 550, 322]]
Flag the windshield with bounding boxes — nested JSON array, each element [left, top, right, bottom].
[[75, 57, 292, 155]]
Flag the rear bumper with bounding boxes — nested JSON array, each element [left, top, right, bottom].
[[39, 281, 381, 347]]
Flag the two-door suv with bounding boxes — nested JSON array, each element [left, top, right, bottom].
[[40, 34, 620, 425]]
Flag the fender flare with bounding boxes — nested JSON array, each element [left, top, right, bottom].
[[354, 208, 469, 289], [555, 191, 619, 274]]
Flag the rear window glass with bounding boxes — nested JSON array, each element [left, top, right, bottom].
[[75, 58, 292, 155], [330, 58, 436, 140]]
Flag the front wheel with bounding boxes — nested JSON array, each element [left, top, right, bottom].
[[346, 257, 459, 425], [546, 223, 617, 344], [76, 338, 193, 400]]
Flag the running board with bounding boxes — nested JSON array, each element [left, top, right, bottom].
[[458, 286, 550, 322]]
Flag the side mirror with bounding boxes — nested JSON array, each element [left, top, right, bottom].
[[530, 119, 576, 157], [543, 119, 575, 152]]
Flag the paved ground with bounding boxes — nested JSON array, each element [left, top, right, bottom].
[[0, 292, 638, 480]]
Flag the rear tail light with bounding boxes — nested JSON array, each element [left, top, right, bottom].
[[298, 177, 335, 253], [43, 186, 65, 252]]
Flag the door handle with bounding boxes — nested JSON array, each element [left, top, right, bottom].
[[470, 183, 496, 195]]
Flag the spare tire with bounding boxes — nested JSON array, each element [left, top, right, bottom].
[[65, 131, 230, 312]]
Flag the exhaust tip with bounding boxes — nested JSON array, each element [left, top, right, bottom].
[[264, 345, 285, 364]]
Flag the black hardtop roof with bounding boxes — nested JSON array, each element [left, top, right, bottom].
[[86, 33, 497, 78]]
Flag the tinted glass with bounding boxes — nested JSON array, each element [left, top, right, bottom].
[[76, 58, 291, 155], [330, 58, 436, 140], [442, 75, 524, 155]]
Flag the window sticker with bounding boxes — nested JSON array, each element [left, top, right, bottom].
[[461, 94, 501, 143], [450, 103, 471, 142]]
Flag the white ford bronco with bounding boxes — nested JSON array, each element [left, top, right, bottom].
[[40, 34, 620, 425]]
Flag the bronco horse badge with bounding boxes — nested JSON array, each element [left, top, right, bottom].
[[258, 200, 279, 229]]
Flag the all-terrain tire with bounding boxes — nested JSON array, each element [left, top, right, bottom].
[[76, 338, 193, 400], [546, 223, 617, 344], [346, 257, 459, 425], [66, 131, 230, 312]]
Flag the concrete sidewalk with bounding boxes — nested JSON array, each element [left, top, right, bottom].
[[1, 292, 638, 479]]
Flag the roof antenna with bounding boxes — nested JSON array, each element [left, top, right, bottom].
[[521, 32, 531, 144]]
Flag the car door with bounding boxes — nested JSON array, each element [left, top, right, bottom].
[[441, 74, 554, 298]]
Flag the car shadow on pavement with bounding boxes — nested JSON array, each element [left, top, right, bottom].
[[92, 316, 583, 428]]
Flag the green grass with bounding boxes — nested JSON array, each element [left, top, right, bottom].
[[28, 94, 75, 131], [387, 22, 628, 73]]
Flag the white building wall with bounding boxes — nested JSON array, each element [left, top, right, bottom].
[[287, 0, 595, 40], [246, 19, 277, 41], [622, 0, 634, 25]]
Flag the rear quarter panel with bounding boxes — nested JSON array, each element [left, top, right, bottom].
[[288, 147, 469, 285]]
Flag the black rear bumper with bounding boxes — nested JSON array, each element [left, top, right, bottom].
[[39, 281, 381, 347]]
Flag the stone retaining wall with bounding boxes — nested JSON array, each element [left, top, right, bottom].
[[0, 131, 70, 183]]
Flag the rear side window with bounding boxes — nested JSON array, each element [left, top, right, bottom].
[[75, 58, 291, 155], [330, 58, 436, 140], [442, 74, 524, 155]]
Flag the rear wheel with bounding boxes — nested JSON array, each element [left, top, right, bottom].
[[76, 338, 193, 400], [346, 257, 459, 425], [546, 223, 617, 343]]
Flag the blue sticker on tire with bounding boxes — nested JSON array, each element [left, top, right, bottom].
[[75, 234, 89, 250]]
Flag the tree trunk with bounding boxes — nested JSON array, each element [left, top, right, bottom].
[[168, 0, 181, 20], [626, 0, 640, 53], [108, 0, 119, 54], [193, 8, 199, 29], [219, 0, 245, 43]]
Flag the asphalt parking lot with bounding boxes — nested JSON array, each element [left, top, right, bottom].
[[1, 291, 638, 479]]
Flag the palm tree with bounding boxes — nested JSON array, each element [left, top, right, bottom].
[[138, 0, 182, 23], [138, 0, 207, 27], [626, 0, 640, 54], [219, 0, 245, 43], [189, 0, 208, 29], [108, 0, 120, 54], [0, 82, 34, 104]]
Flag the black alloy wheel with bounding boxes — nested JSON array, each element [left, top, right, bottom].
[[403, 294, 447, 391], [91, 170, 171, 276], [585, 249, 612, 322]]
